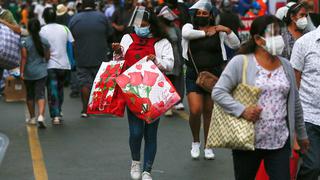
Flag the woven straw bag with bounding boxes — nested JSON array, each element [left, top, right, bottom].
[[206, 55, 261, 151]]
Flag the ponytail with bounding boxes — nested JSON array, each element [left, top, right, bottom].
[[28, 18, 45, 57]]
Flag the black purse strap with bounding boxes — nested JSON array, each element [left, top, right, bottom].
[[188, 47, 199, 75]]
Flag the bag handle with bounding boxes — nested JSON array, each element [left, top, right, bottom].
[[242, 55, 248, 84], [188, 47, 199, 75]]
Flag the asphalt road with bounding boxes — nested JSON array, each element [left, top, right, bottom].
[[0, 89, 234, 180]]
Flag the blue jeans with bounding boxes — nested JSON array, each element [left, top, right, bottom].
[[127, 110, 160, 172], [232, 139, 291, 180], [47, 69, 68, 118], [297, 122, 320, 180]]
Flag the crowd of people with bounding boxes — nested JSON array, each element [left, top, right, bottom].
[[0, 0, 320, 179]]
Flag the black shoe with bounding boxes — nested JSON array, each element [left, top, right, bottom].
[[69, 91, 80, 98]]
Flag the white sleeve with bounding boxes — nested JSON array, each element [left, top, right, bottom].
[[117, 34, 133, 57], [154, 39, 174, 72], [182, 23, 206, 40], [221, 31, 240, 49]]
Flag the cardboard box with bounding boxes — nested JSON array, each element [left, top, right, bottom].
[[3, 76, 26, 102]]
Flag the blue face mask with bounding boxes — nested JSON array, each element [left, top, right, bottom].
[[134, 26, 150, 38]]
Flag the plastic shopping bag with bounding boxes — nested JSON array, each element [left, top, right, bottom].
[[116, 57, 181, 123], [87, 61, 125, 117]]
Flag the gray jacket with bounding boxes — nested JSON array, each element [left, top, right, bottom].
[[212, 54, 308, 150]]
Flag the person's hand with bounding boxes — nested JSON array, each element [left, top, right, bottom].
[[147, 54, 156, 62], [214, 25, 232, 34], [298, 139, 310, 154], [241, 105, 262, 122], [205, 26, 217, 36], [112, 43, 121, 51], [112, 43, 122, 54]]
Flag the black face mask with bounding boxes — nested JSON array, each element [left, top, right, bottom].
[[194, 16, 210, 27]]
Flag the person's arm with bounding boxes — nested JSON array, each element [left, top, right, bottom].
[[220, 31, 241, 49], [153, 39, 174, 72], [112, 23, 125, 32], [112, 34, 132, 59], [290, 39, 306, 88], [111, 10, 125, 32], [0, 19, 21, 34], [294, 70, 302, 89], [212, 55, 245, 117], [181, 23, 206, 40], [20, 47, 27, 80]]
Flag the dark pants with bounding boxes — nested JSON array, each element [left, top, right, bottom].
[[47, 69, 68, 118], [232, 140, 291, 180], [297, 122, 320, 180], [127, 110, 160, 173], [70, 70, 80, 93]]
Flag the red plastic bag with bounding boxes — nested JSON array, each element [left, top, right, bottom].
[[256, 150, 300, 180], [116, 57, 181, 123], [87, 61, 126, 117]]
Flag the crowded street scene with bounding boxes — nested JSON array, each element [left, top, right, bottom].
[[0, 0, 319, 179]]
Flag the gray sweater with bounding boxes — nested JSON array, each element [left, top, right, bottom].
[[212, 54, 308, 150]]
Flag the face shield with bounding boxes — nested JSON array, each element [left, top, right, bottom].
[[157, 6, 178, 21], [261, 23, 285, 56], [264, 23, 281, 38], [128, 6, 150, 28]]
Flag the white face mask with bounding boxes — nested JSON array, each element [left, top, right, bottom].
[[295, 17, 308, 30], [261, 35, 285, 56]]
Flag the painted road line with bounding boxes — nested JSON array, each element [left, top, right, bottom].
[[27, 125, 48, 180]]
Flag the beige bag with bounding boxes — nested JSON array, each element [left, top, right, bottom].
[[206, 55, 261, 151]]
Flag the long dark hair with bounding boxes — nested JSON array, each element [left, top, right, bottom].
[[28, 18, 45, 57], [283, 3, 306, 25], [237, 15, 281, 54], [141, 8, 169, 39]]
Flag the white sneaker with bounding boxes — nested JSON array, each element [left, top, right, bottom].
[[130, 161, 141, 180], [191, 142, 200, 159], [52, 117, 62, 125], [174, 103, 185, 110], [142, 171, 152, 180], [37, 115, 46, 129], [81, 113, 89, 118], [204, 148, 215, 160], [27, 117, 36, 125]]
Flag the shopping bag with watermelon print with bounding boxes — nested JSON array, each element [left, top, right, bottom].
[[116, 57, 181, 123], [87, 61, 125, 117]]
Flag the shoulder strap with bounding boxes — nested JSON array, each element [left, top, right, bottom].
[[242, 55, 248, 84], [188, 47, 199, 75]]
